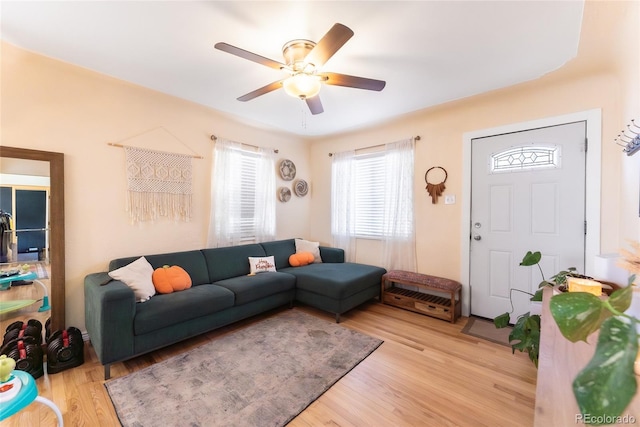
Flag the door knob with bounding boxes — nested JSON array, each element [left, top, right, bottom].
[[473, 234, 482, 241]]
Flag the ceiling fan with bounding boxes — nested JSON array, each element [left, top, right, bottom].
[[214, 23, 386, 115]]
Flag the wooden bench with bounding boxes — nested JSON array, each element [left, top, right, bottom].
[[381, 270, 462, 323]]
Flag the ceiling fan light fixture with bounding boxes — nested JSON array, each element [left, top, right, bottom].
[[283, 73, 321, 99], [216, 23, 384, 114]]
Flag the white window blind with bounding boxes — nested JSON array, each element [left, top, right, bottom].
[[354, 152, 385, 237], [331, 138, 415, 270], [237, 149, 259, 242], [209, 138, 276, 248], [220, 147, 260, 243]]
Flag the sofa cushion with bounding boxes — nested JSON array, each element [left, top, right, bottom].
[[110, 250, 210, 287], [248, 256, 276, 274], [202, 244, 266, 282], [214, 272, 296, 305], [152, 265, 192, 294], [289, 252, 314, 267], [260, 239, 296, 269], [134, 284, 234, 335], [283, 263, 386, 299], [108, 256, 156, 302], [295, 238, 323, 263], [319, 246, 345, 263]]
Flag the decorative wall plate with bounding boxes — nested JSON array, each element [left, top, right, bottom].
[[279, 159, 296, 181], [294, 179, 309, 197], [278, 187, 291, 202]]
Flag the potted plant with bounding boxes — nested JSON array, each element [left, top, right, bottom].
[[493, 250, 585, 367], [495, 249, 638, 424]]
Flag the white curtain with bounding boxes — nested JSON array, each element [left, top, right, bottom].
[[207, 139, 276, 247], [331, 150, 357, 261], [331, 139, 416, 271], [253, 146, 276, 243], [382, 138, 417, 272]]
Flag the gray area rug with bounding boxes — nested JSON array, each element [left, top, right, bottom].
[[461, 316, 512, 347], [105, 309, 382, 427]]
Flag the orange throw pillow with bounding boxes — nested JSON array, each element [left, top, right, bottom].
[[289, 252, 315, 267], [152, 265, 192, 294]]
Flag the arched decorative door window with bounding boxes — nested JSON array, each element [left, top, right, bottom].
[[490, 145, 560, 173]]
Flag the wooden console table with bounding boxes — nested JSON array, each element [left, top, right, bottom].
[[381, 270, 461, 323], [535, 286, 640, 426]]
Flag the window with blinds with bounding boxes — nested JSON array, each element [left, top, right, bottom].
[[235, 149, 259, 242], [354, 152, 385, 237]]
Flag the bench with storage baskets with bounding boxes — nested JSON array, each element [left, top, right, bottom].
[[381, 270, 462, 323]]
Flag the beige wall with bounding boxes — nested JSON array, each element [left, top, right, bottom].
[[309, 73, 620, 274], [615, 0, 640, 242], [1, 42, 311, 330], [308, 0, 639, 292]]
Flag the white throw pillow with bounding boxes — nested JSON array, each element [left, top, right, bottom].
[[295, 239, 323, 263], [248, 256, 277, 274], [108, 256, 156, 302]]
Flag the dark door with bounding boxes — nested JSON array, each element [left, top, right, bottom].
[[15, 189, 47, 257], [0, 187, 12, 215], [0, 187, 12, 262]]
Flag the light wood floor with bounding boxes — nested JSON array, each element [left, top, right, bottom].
[[1, 302, 537, 427]]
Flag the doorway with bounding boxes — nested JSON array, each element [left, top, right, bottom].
[[460, 109, 602, 318], [15, 189, 48, 261], [469, 122, 586, 320]]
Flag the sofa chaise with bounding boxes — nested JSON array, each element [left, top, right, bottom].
[[84, 238, 386, 379]]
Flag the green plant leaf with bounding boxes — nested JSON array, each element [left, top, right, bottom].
[[494, 312, 511, 329], [508, 312, 530, 350], [573, 316, 638, 422], [551, 269, 577, 285], [550, 272, 564, 285], [549, 292, 609, 342], [607, 285, 633, 314], [531, 289, 544, 302], [508, 313, 541, 367], [520, 251, 541, 266], [538, 280, 554, 289]]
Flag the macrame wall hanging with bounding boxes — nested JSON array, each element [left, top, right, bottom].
[[123, 146, 193, 223], [425, 166, 447, 204], [109, 126, 201, 223]]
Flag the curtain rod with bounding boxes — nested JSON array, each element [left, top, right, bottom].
[[210, 135, 279, 154], [328, 135, 421, 157], [107, 142, 203, 159]]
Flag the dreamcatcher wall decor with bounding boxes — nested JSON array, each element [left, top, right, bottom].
[[425, 166, 447, 204]]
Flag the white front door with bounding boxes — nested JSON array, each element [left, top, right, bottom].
[[469, 122, 586, 321]]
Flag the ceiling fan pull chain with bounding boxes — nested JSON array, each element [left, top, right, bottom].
[[300, 100, 307, 129]]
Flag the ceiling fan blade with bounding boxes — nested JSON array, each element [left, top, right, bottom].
[[237, 80, 284, 102], [304, 23, 354, 67], [305, 95, 324, 115], [321, 72, 386, 91], [215, 42, 286, 71]]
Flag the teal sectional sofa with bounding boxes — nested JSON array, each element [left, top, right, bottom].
[[84, 239, 386, 379]]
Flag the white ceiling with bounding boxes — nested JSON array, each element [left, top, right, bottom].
[[1, 1, 584, 137]]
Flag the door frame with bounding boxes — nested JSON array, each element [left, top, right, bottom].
[[460, 109, 602, 317]]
